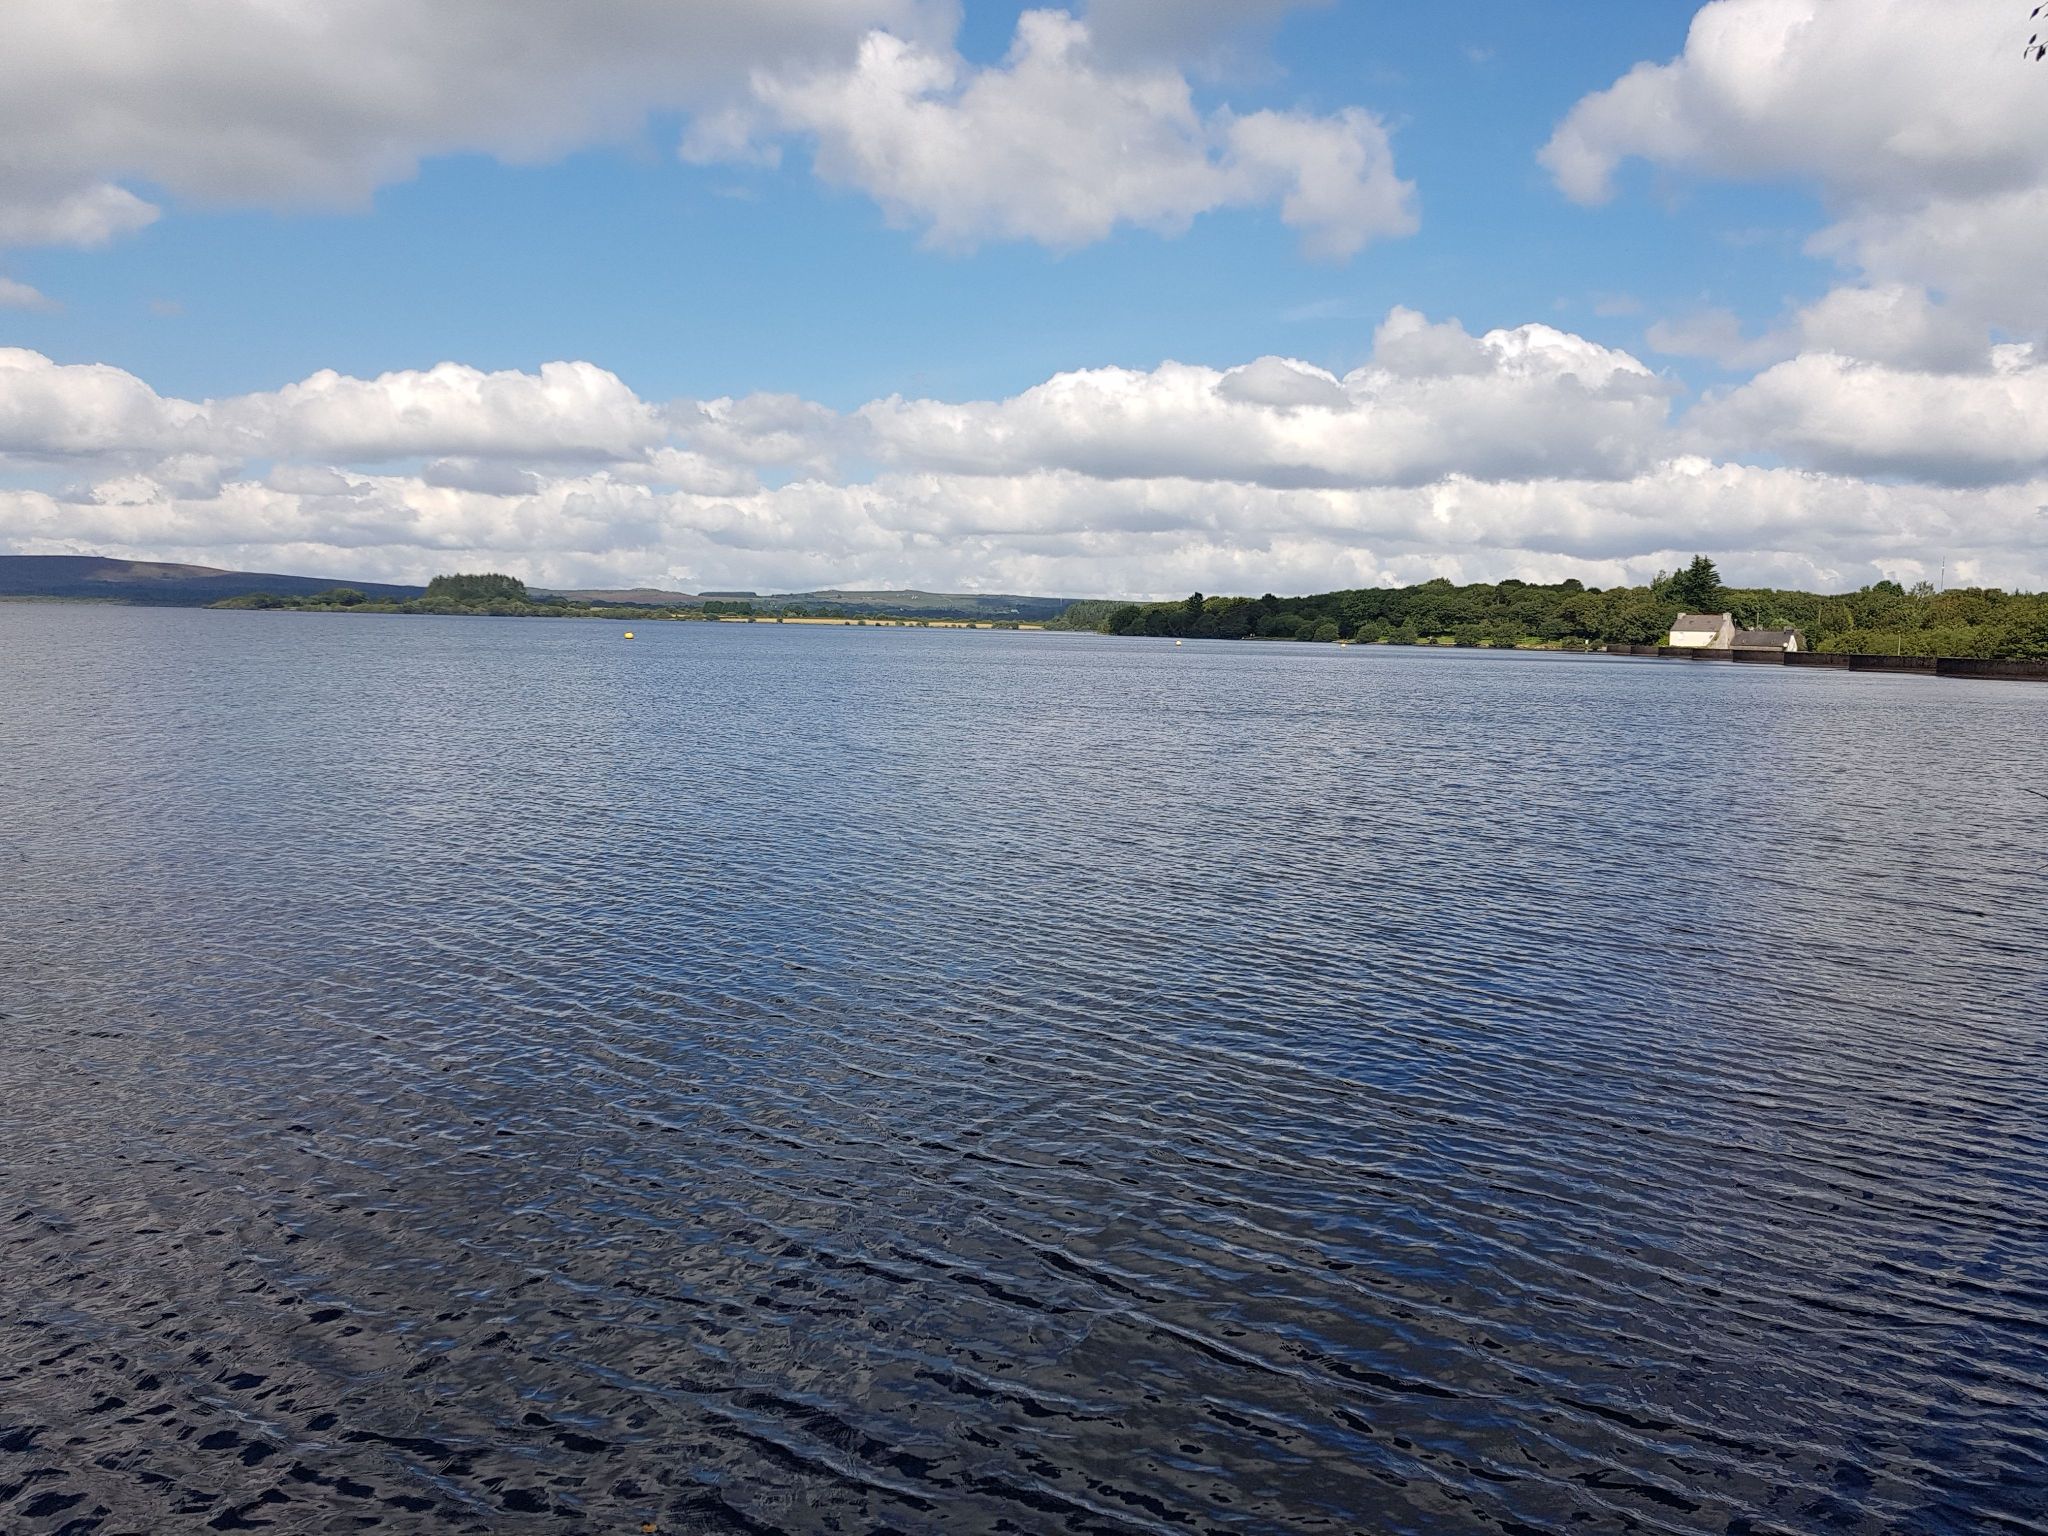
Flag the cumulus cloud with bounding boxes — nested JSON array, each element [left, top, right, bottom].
[[240, 361, 666, 463], [740, 11, 1415, 257], [857, 310, 1670, 486], [0, 350, 663, 467], [1552, 0, 2048, 502], [9, 458, 2042, 599], [0, 348, 201, 457], [1693, 343, 2048, 486], [5, 313, 2046, 595], [1542, 0, 2047, 333], [1790, 283, 1989, 374], [1648, 283, 1997, 376], [0, 1, 1404, 258], [0, 0, 946, 246]]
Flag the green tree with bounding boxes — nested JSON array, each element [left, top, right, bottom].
[[425, 572, 527, 603], [1669, 555, 1724, 612]]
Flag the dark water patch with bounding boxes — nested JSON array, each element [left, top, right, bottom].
[[2, 607, 2045, 1533]]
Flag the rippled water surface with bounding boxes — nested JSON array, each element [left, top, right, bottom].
[[3, 605, 2046, 1535]]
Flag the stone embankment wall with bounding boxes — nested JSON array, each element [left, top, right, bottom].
[[1603, 644, 2048, 682]]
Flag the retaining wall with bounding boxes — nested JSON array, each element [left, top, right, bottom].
[[1605, 644, 2046, 682], [1932, 656, 2048, 681]]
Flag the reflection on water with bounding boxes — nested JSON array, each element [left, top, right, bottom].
[[2, 605, 2044, 1534]]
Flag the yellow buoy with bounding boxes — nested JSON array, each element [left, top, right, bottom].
[[623, 630, 635, 639]]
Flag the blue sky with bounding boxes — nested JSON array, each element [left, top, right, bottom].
[[0, 1, 2040, 596]]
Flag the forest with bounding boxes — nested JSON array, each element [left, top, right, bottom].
[[1047, 558, 2048, 660]]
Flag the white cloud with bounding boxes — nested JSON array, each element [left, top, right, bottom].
[[0, 348, 200, 456], [1648, 283, 1995, 375], [1542, 1, 2030, 208], [857, 310, 1670, 488], [0, 1, 1404, 258], [0, 183, 159, 249], [1694, 343, 2048, 486], [1645, 308, 1789, 371], [6, 314, 2046, 595], [1542, 0, 2048, 331], [0, 277, 58, 312], [0, 0, 945, 248], [733, 11, 1414, 257], [9, 457, 2042, 599], [0, 350, 663, 466], [239, 361, 666, 463], [1790, 283, 1988, 374]]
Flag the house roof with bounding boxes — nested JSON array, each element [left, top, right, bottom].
[[1671, 613, 1731, 631], [1732, 628, 1798, 646]]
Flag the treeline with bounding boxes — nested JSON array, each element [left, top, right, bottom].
[[212, 574, 1029, 628], [215, 573, 677, 620], [1050, 562, 2048, 660]]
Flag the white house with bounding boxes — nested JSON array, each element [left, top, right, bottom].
[[1668, 612, 1735, 648]]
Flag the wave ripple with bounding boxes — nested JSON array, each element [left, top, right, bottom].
[[2, 608, 2045, 1534]]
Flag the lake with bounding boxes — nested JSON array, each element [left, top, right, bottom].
[[2, 604, 2044, 1534]]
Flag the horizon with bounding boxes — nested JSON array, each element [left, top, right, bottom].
[[9, 548, 2040, 606], [3, 3, 2045, 598]]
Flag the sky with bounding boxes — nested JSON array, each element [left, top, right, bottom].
[[1, 0, 2044, 598]]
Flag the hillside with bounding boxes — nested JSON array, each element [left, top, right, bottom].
[[3, 557, 1081, 622], [0, 555, 422, 606]]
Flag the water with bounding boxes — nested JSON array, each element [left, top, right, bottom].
[[2, 605, 2044, 1535]]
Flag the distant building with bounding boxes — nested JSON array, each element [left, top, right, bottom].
[[1668, 612, 1735, 648], [1732, 627, 1801, 651]]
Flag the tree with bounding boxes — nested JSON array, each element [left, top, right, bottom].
[[425, 572, 527, 603], [1668, 555, 1724, 611]]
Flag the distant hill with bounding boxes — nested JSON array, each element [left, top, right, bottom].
[[0, 555, 422, 606], [2, 556, 1079, 620]]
